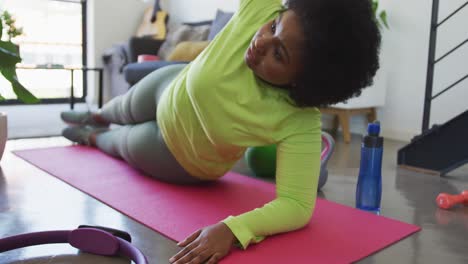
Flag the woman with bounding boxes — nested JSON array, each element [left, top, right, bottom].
[[62, 0, 380, 263]]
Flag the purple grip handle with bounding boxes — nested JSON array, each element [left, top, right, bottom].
[[69, 228, 148, 263], [69, 228, 119, 256]]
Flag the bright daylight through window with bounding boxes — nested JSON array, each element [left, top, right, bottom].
[[0, 0, 84, 101]]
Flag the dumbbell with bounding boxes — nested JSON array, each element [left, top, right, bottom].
[[436, 190, 468, 210]]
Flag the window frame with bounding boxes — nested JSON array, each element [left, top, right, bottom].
[[0, 0, 88, 105]]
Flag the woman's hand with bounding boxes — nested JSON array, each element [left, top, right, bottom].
[[169, 222, 236, 264]]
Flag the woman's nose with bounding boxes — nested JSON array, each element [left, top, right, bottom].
[[254, 36, 272, 56]]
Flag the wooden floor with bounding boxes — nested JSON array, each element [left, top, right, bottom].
[[1, 132, 468, 264]]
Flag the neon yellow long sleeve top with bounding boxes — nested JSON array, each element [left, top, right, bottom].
[[157, 0, 321, 249]]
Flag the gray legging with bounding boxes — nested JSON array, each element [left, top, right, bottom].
[[95, 64, 204, 185]]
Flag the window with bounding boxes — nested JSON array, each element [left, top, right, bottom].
[[0, 0, 86, 103]]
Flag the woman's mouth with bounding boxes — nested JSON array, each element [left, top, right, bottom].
[[246, 46, 256, 66]]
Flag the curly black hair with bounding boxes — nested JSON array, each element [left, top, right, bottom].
[[286, 0, 381, 107]]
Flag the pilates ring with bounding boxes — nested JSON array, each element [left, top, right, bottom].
[[0, 225, 148, 264], [318, 131, 335, 190]]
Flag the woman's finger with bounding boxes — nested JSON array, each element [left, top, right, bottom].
[[177, 229, 202, 247], [170, 240, 199, 263], [172, 244, 207, 264], [205, 253, 222, 264], [177, 247, 211, 264]]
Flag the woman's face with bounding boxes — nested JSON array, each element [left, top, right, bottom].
[[245, 10, 304, 87]]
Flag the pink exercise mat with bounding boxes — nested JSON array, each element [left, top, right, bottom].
[[14, 146, 420, 264]]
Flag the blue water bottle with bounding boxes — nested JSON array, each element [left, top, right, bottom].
[[356, 121, 383, 214]]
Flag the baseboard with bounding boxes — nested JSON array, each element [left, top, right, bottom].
[[0, 103, 95, 139], [381, 127, 417, 142], [321, 114, 415, 142]]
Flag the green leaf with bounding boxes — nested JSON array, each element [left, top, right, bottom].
[[1, 65, 16, 83], [376, 21, 382, 30], [0, 41, 21, 68], [0, 67, 40, 103], [2, 11, 11, 21], [380, 11, 389, 29], [0, 16, 3, 40], [0, 40, 19, 54], [372, 0, 378, 14], [0, 46, 21, 66], [11, 79, 40, 103]]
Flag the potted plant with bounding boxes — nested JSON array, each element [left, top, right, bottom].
[[1, 10, 38, 103], [0, 10, 40, 160], [371, 0, 389, 30]]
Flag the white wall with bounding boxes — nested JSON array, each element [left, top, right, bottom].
[[162, 0, 238, 25], [87, 0, 149, 103], [87, 0, 148, 68], [370, 0, 468, 141]]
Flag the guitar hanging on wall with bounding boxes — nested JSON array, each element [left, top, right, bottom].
[[136, 0, 168, 39], [150, 0, 168, 39]]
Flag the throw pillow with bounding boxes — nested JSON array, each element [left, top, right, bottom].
[[137, 54, 161, 62], [207, 9, 234, 41], [167, 41, 210, 61], [157, 24, 211, 60]]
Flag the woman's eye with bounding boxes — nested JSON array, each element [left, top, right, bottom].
[[274, 49, 282, 61], [271, 21, 277, 33]]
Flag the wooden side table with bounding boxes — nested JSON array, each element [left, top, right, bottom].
[[320, 107, 376, 143]]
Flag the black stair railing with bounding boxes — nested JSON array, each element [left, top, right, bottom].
[[422, 0, 468, 131]]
